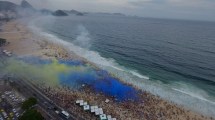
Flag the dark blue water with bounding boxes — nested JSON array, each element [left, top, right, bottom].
[[32, 15, 215, 115]]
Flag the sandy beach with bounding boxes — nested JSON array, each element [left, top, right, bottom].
[[1, 20, 214, 120]]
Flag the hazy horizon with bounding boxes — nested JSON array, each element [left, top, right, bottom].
[[3, 0, 215, 21]]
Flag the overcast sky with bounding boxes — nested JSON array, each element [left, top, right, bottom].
[[5, 0, 215, 21]]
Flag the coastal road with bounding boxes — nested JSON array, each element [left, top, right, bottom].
[[12, 79, 62, 120], [11, 78, 77, 120]]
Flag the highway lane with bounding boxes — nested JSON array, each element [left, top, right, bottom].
[[13, 79, 60, 120], [12, 79, 75, 120]]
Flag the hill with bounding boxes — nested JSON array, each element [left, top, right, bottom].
[[21, 0, 33, 9], [52, 10, 68, 16], [0, 1, 18, 12]]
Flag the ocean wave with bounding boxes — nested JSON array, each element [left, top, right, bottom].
[[28, 18, 215, 117], [130, 71, 150, 80], [172, 88, 215, 105]]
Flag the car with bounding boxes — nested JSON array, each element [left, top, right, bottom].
[[9, 112, 14, 117], [1, 95, 5, 98], [0, 115, 3, 120], [12, 109, 16, 113], [53, 107, 58, 110], [4, 91, 10, 95], [15, 113, 19, 117], [9, 95, 14, 97], [55, 111, 59, 114], [2, 112, 8, 119]]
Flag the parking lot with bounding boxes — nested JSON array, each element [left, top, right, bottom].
[[0, 80, 25, 120]]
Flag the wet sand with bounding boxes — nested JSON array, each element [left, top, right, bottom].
[[0, 20, 214, 120]]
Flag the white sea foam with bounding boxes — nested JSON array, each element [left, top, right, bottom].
[[28, 17, 215, 117], [130, 71, 150, 80], [172, 88, 215, 105]]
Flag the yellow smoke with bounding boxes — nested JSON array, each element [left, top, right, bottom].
[[3, 58, 85, 86]]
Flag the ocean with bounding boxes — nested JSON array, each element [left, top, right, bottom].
[[30, 15, 215, 116]]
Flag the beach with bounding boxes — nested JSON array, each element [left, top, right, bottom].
[[1, 19, 214, 120]]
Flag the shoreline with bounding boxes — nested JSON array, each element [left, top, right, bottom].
[[0, 19, 214, 120]]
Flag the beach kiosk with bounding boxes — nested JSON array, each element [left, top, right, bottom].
[[83, 102, 88, 106], [107, 115, 112, 120], [80, 100, 84, 106], [76, 100, 84, 105], [76, 100, 80, 104], [100, 114, 107, 120], [83, 105, 90, 111], [95, 108, 103, 116], [90, 106, 98, 113]]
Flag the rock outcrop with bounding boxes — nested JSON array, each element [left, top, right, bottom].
[[52, 10, 68, 16], [20, 0, 33, 9]]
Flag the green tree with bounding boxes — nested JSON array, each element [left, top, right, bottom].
[[0, 38, 6, 46], [19, 109, 44, 120], [21, 97, 37, 110]]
